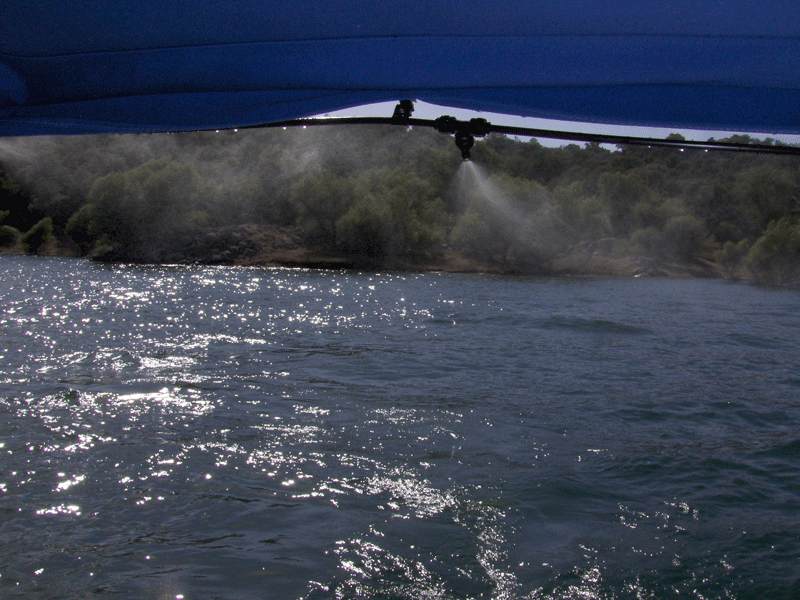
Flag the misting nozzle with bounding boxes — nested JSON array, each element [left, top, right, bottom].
[[455, 130, 474, 161], [435, 116, 490, 160]]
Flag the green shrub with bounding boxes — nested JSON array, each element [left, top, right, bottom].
[[65, 204, 97, 255], [0, 224, 20, 247], [745, 218, 800, 286], [713, 239, 750, 278], [663, 214, 707, 260], [20, 217, 54, 255]]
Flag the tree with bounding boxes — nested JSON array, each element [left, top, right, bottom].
[[735, 166, 800, 235], [65, 204, 98, 255], [714, 239, 750, 279], [335, 168, 445, 263], [599, 170, 653, 235], [0, 225, 20, 247], [663, 214, 707, 261], [291, 170, 355, 246], [1, 164, 43, 232], [334, 196, 392, 262], [87, 158, 207, 261], [449, 208, 499, 262], [20, 217, 54, 254], [552, 182, 611, 243], [448, 172, 561, 270], [745, 217, 800, 286], [631, 226, 664, 257]]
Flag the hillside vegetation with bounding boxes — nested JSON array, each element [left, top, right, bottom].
[[1, 126, 799, 284]]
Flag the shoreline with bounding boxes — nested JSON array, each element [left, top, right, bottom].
[[2, 239, 729, 281]]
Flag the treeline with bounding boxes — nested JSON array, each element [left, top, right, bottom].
[[1, 125, 799, 284]]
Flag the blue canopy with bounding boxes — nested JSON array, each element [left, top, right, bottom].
[[1, 1, 799, 136]]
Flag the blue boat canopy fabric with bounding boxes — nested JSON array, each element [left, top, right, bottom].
[[1, 0, 799, 136]]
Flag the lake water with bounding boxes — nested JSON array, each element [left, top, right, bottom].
[[2, 256, 800, 600]]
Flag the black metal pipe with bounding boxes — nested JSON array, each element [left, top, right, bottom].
[[241, 115, 800, 156]]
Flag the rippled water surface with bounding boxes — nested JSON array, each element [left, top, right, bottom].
[[2, 256, 800, 599]]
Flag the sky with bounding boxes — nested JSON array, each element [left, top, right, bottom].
[[319, 101, 800, 149]]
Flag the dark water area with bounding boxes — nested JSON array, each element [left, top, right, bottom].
[[2, 256, 800, 599]]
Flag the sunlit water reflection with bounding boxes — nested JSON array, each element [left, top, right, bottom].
[[2, 256, 800, 599]]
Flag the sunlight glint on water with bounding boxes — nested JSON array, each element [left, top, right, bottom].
[[1, 256, 800, 599]]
